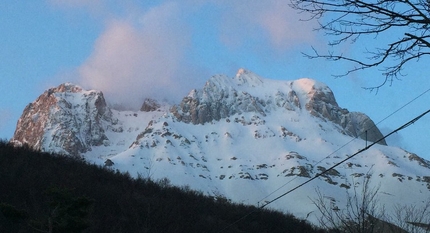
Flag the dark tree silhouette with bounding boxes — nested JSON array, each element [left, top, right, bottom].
[[312, 174, 384, 233], [0, 140, 326, 233], [290, 0, 430, 90]]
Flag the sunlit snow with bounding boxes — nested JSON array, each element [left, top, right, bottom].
[[14, 70, 430, 225]]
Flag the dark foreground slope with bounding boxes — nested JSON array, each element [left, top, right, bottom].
[[0, 141, 325, 233]]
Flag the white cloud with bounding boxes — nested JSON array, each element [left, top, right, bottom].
[[212, 0, 318, 51], [380, 127, 407, 148], [78, 2, 200, 108], [49, 0, 321, 108], [257, 1, 316, 49]]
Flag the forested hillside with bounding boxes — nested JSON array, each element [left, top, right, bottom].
[[0, 140, 324, 232]]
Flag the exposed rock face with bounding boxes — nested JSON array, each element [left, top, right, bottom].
[[171, 69, 296, 125], [170, 88, 266, 125], [140, 98, 160, 112], [11, 83, 116, 156], [11, 69, 386, 157], [303, 81, 386, 145], [8, 70, 430, 226], [171, 69, 386, 145]]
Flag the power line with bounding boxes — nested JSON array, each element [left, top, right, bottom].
[[374, 87, 430, 126], [256, 86, 430, 206], [218, 87, 430, 232], [259, 108, 430, 209], [255, 134, 357, 206], [215, 209, 259, 233], [217, 108, 430, 233]]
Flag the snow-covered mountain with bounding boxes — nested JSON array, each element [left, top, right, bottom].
[[11, 69, 430, 224]]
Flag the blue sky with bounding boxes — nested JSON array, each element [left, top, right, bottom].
[[1, 1, 429, 159]]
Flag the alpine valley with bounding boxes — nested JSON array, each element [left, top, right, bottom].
[[10, 69, 430, 224]]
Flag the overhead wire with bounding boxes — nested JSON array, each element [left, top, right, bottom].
[[256, 86, 430, 206], [217, 108, 430, 233], [218, 86, 430, 233], [260, 108, 430, 209]]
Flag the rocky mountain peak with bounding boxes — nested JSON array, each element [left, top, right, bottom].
[[171, 73, 266, 125], [140, 98, 161, 112], [294, 78, 338, 107], [170, 70, 385, 144], [9, 70, 429, 224], [234, 68, 264, 87], [11, 83, 115, 156], [292, 78, 386, 145], [53, 82, 84, 93]]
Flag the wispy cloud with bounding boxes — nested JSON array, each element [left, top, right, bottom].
[[257, 1, 317, 49], [380, 126, 407, 148], [77, 2, 200, 107], [48, 0, 320, 108], [213, 0, 318, 51]]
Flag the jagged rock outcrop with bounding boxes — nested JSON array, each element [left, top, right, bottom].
[[10, 69, 430, 225], [171, 71, 267, 124], [140, 98, 160, 112], [11, 83, 116, 156], [302, 80, 386, 145], [11, 69, 386, 158], [171, 69, 385, 145]]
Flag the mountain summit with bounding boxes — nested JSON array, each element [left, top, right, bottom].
[[172, 69, 385, 144], [11, 83, 116, 156], [10, 69, 430, 223]]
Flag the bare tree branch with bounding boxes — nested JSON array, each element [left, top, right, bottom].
[[312, 172, 385, 233], [290, 0, 430, 90]]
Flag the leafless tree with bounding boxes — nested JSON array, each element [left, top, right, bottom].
[[314, 172, 430, 232], [312, 173, 409, 232], [390, 200, 430, 233], [290, 0, 430, 90]]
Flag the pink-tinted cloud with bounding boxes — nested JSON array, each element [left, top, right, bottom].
[[78, 2, 198, 108], [258, 1, 316, 49], [49, 0, 321, 108], [213, 0, 318, 51]]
